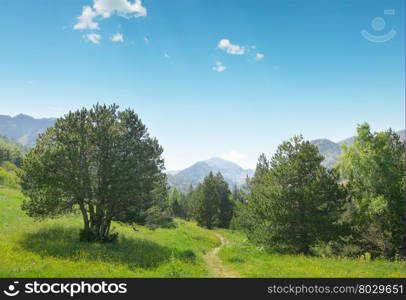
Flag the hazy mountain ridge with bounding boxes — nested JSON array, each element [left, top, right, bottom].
[[170, 130, 406, 191], [0, 114, 56, 147], [0, 113, 404, 190]]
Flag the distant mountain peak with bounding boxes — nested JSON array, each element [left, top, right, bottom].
[[167, 157, 254, 193], [15, 113, 33, 119]]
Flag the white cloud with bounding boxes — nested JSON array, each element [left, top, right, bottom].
[[221, 151, 246, 166], [111, 32, 124, 42], [143, 36, 149, 44], [84, 33, 102, 44], [74, 0, 147, 30], [217, 39, 245, 55], [93, 0, 146, 18], [255, 53, 265, 60], [213, 61, 226, 72], [164, 52, 170, 58]]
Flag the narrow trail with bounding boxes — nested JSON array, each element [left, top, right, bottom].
[[203, 233, 240, 278]]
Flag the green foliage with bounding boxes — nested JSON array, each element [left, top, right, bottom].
[[19, 103, 168, 241], [235, 136, 346, 254], [0, 136, 24, 167], [189, 172, 234, 229], [337, 123, 405, 258], [168, 188, 189, 219], [0, 162, 19, 189], [144, 206, 175, 230]]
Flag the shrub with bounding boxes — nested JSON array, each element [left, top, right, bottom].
[[178, 250, 196, 264], [0, 165, 18, 189], [144, 206, 175, 230]]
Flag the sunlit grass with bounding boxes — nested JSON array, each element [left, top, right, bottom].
[[215, 229, 404, 278]]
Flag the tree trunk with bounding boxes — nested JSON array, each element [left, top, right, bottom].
[[79, 202, 89, 231], [88, 203, 96, 229]]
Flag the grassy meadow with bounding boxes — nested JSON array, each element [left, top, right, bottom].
[[0, 186, 220, 277], [0, 166, 403, 278], [215, 229, 404, 278]]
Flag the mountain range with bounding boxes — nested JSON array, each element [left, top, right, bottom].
[[0, 114, 56, 147], [0, 113, 404, 192], [169, 129, 406, 191]]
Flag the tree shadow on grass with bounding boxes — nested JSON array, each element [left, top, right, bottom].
[[19, 226, 195, 269]]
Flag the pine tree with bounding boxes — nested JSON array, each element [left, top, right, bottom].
[[19, 103, 167, 241], [240, 136, 346, 254]]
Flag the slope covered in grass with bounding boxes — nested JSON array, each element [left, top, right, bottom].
[[0, 163, 403, 278], [0, 187, 220, 278], [215, 229, 404, 278]]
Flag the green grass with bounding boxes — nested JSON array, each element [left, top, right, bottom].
[[215, 229, 405, 278], [0, 187, 220, 277]]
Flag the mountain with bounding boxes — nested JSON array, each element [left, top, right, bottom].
[[311, 129, 405, 168], [0, 114, 56, 147], [310, 139, 341, 168], [167, 157, 254, 193]]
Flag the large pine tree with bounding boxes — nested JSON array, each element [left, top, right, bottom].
[[190, 172, 233, 229], [19, 103, 167, 241], [239, 136, 346, 254]]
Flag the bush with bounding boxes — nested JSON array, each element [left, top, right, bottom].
[[310, 241, 335, 258], [178, 250, 196, 264], [144, 206, 175, 230], [0, 165, 18, 189]]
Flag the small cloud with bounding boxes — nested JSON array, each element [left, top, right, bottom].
[[111, 32, 124, 42], [74, 6, 99, 30], [213, 61, 226, 72], [84, 33, 101, 44], [143, 36, 149, 44], [74, 0, 147, 31], [255, 53, 265, 60], [164, 52, 170, 58], [217, 39, 245, 55]]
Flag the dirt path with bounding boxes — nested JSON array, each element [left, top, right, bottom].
[[204, 233, 240, 278]]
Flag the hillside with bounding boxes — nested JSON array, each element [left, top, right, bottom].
[[0, 114, 56, 147], [167, 158, 253, 193], [310, 139, 341, 169]]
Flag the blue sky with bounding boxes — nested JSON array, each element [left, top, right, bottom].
[[0, 0, 404, 170]]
